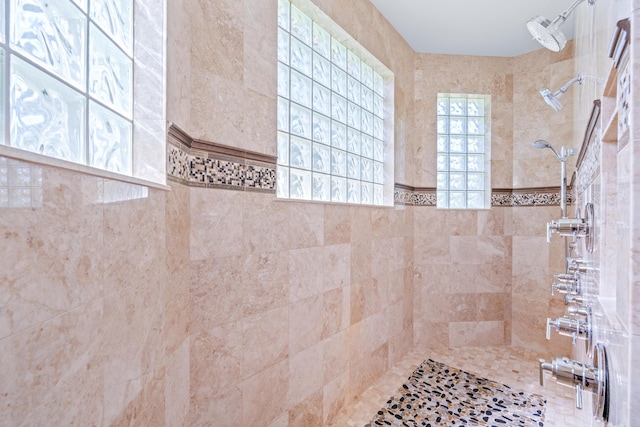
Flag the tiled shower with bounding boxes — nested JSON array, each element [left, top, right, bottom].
[[0, 0, 637, 426]]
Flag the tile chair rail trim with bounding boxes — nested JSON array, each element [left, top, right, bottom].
[[167, 123, 277, 193], [165, 123, 571, 206], [395, 184, 573, 207]]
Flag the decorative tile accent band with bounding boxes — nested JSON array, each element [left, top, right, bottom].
[[617, 60, 631, 148], [167, 123, 277, 193], [165, 125, 571, 205], [395, 184, 572, 207], [493, 189, 574, 207], [394, 185, 437, 206]]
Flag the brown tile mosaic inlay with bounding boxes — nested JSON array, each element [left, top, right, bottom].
[[167, 123, 276, 193]]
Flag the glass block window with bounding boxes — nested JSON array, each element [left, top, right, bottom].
[[2, 0, 134, 175], [277, 0, 390, 205], [436, 94, 491, 209]]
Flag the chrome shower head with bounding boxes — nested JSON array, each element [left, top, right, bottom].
[[533, 140, 561, 160], [532, 140, 576, 161], [526, 0, 597, 52], [539, 74, 584, 111], [527, 15, 567, 52], [539, 87, 564, 111]]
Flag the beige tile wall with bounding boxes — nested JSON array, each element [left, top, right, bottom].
[[187, 189, 414, 425], [411, 48, 574, 354], [0, 163, 190, 426], [170, 0, 417, 424]]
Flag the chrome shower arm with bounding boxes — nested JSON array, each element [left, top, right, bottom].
[[555, 74, 584, 97], [553, 0, 587, 25]]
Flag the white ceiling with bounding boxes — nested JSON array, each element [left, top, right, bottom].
[[368, 0, 577, 57]]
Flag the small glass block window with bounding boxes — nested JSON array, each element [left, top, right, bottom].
[[436, 94, 490, 209], [2, 0, 134, 173], [277, 0, 390, 205]]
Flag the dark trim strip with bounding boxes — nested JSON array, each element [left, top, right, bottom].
[[576, 100, 601, 170], [608, 18, 631, 69], [168, 122, 277, 164]]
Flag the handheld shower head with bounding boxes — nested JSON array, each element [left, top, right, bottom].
[[539, 74, 584, 111], [526, 0, 597, 52], [533, 140, 561, 160], [532, 140, 577, 218], [532, 140, 576, 161]]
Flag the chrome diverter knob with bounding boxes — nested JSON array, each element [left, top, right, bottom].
[[552, 273, 580, 295], [564, 294, 588, 306], [566, 257, 593, 274]]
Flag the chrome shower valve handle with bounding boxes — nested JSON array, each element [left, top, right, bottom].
[[538, 344, 609, 421], [566, 257, 593, 274], [546, 314, 593, 355], [567, 304, 591, 318], [546, 217, 588, 243], [546, 316, 590, 345], [538, 357, 590, 409]]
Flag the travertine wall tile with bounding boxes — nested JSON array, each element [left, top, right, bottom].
[[322, 370, 350, 425], [290, 295, 324, 354], [164, 339, 190, 427], [288, 342, 324, 407], [189, 323, 242, 419], [449, 321, 504, 347], [349, 342, 388, 399], [242, 359, 289, 426], [0, 166, 103, 338], [243, 306, 289, 378], [289, 390, 324, 427], [0, 300, 104, 426]]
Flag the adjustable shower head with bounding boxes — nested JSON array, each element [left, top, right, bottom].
[[526, 0, 597, 52], [539, 87, 564, 111], [532, 140, 576, 161], [527, 15, 567, 52], [533, 140, 561, 160], [539, 74, 584, 111]]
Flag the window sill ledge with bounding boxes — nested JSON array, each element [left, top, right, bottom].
[[0, 145, 170, 191]]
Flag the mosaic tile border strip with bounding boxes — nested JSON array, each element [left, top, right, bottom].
[[616, 59, 631, 148], [366, 358, 546, 427], [394, 185, 437, 206], [493, 188, 574, 207], [165, 125, 571, 204], [167, 123, 277, 193], [607, 18, 631, 150], [395, 184, 570, 207]]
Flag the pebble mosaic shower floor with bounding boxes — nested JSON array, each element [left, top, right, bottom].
[[366, 358, 545, 426], [328, 346, 581, 427]]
